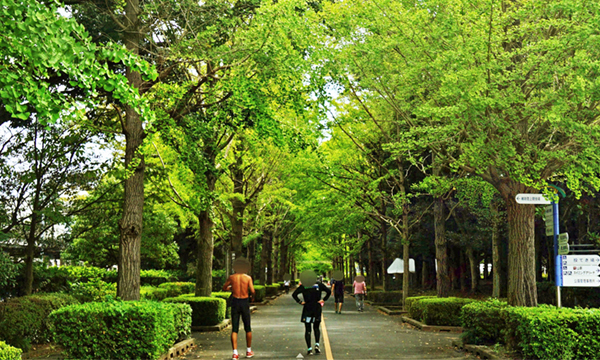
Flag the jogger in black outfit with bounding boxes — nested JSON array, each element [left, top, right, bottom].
[[292, 278, 331, 355]]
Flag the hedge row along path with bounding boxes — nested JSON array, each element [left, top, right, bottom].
[[185, 293, 474, 359]]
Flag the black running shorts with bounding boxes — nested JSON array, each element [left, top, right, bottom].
[[334, 293, 344, 303], [231, 297, 251, 333]]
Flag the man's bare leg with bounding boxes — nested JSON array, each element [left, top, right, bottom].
[[231, 332, 238, 351]]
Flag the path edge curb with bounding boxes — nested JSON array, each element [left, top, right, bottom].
[[192, 319, 231, 332], [452, 339, 501, 359], [400, 316, 463, 333]]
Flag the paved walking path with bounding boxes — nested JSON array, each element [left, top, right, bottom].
[[183, 292, 474, 360]]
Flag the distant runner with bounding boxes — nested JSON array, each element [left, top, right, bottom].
[[353, 275, 367, 312], [331, 277, 345, 314], [222, 258, 255, 359], [292, 270, 331, 355], [284, 279, 291, 294]]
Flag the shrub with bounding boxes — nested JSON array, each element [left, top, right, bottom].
[[0, 341, 22, 360], [265, 284, 279, 297], [140, 269, 177, 286], [0, 293, 79, 351], [254, 285, 266, 303], [140, 286, 172, 301], [69, 278, 116, 302], [408, 299, 428, 322], [461, 298, 508, 345], [158, 282, 195, 296], [504, 305, 581, 359], [367, 291, 403, 304], [405, 296, 435, 313], [211, 292, 232, 319], [421, 297, 477, 326], [169, 303, 192, 342], [49, 300, 184, 360], [163, 296, 226, 326]]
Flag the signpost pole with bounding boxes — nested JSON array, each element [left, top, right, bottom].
[[553, 201, 562, 308]]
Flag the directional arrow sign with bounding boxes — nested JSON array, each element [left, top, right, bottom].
[[297, 353, 304, 359], [558, 233, 569, 245], [558, 243, 569, 255], [560, 255, 600, 266], [515, 194, 552, 205]]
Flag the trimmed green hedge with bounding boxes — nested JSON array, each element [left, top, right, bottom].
[[265, 284, 279, 297], [163, 296, 226, 326], [49, 300, 188, 360], [158, 282, 195, 294], [461, 298, 508, 345], [0, 293, 79, 351], [140, 286, 172, 301], [0, 341, 22, 360], [254, 285, 266, 303], [503, 305, 600, 360], [405, 296, 435, 314], [211, 292, 232, 319], [366, 291, 403, 304], [421, 297, 477, 326]]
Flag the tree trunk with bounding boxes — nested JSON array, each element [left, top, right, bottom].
[[402, 242, 410, 306], [279, 239, 288, 281], [434, 196, 450, 297], [421, 259, 428, 290], [24, 214, 38, 295], [491, 202, 502, 298], [195, 209, 214, 296], [504, 194, 538, 306], [368, 238, 375, 289], [381, 219, 388, 291], [248, 238, 256, 279], [466, 245, 478, 293], [266, 234, 273, 285], [231, 153, 245, 257], [117, 0, 144, 301], [260, 231, 269, 285], [459, 250, 468, 292]]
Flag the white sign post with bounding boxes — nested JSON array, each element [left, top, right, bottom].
[[515, 194, 552, 204]]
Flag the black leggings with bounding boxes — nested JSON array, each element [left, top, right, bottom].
[[304, 321, 321, 348]]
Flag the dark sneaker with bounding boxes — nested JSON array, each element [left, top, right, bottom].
[[315, 345, 321, 354], [307, 349, 313, 356]]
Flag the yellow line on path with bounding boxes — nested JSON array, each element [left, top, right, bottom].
[[321, 314, 334, 360]]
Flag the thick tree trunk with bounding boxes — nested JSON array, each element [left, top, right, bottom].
[[434, 197, 450, 297], [195, 209, 214, 296], [505, 195, 538, 306], [117, 0, 144, 301], [491, 202, 502, 298], [402, 242, 410, 306], [466, 245, 478, 293]]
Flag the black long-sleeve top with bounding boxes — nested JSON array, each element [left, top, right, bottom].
[[292, 283, 331, 322]]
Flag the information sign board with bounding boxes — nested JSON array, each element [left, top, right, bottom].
[[515, 194, 552, 204], [560, 255, 600, 287]]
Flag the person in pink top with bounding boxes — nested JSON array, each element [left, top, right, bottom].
[[353, 276, 367, 312]]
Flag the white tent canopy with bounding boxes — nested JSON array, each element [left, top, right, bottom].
[[387, 258, 415, 274]]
